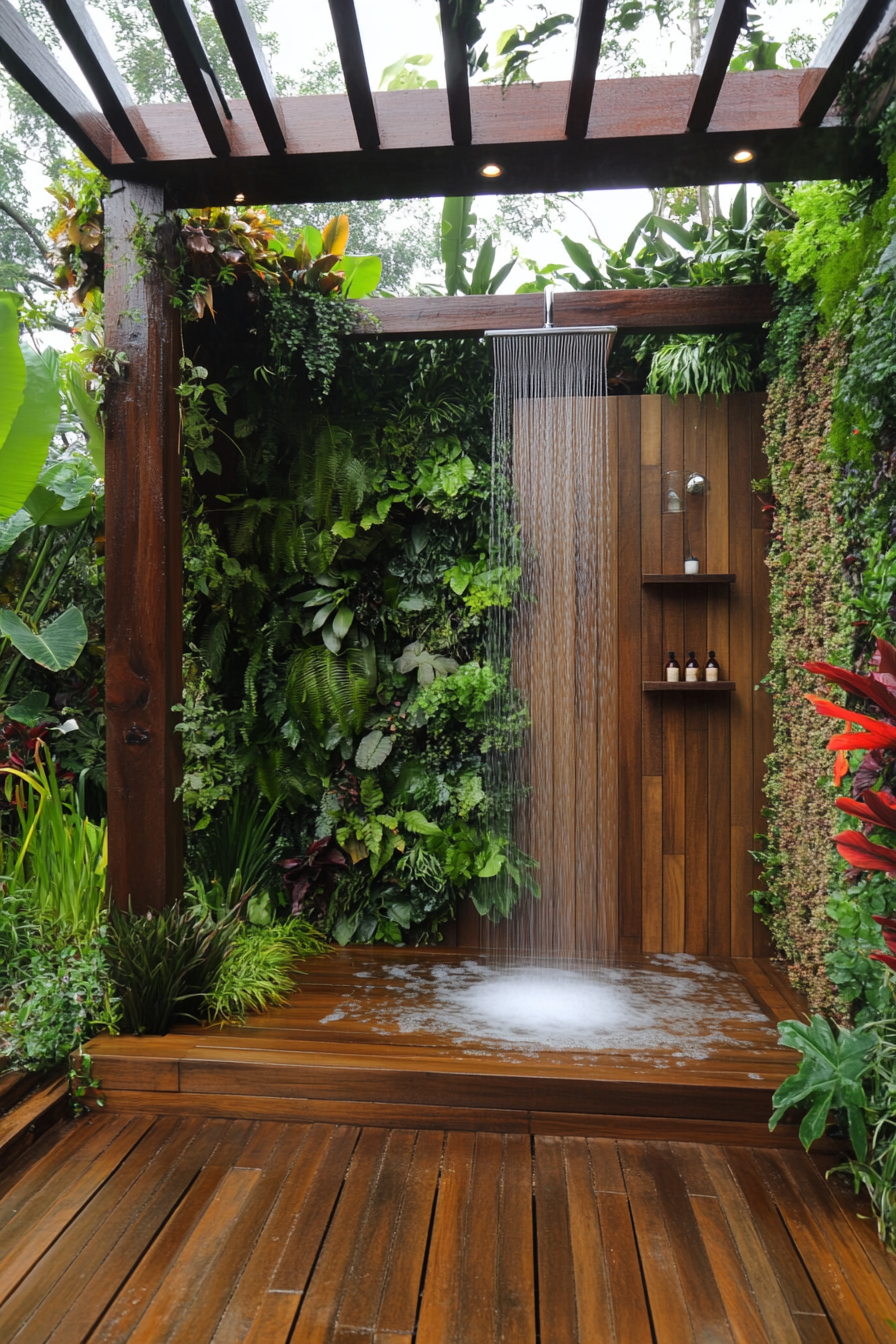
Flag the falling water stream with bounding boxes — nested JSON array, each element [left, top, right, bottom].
[[484, 325, 616, 961]]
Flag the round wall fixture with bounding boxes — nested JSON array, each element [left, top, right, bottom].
[[479, 163, 503, 178], [730, 149, 753, 164]]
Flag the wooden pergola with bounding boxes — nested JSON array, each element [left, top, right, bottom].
[[0, 0, 890, 911]]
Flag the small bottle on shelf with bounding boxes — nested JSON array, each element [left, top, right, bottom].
[[685, 651, 701, 682], [705, 650, 720, 682], [665, 651, 680, 682]]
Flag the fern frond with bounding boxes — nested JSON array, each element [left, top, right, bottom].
[[286, 646, 373, 734], [200, 610, 230, 678]]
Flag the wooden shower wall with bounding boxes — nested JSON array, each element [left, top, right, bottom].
[[456, 390, 771, 955], [616, 391, 772, 958]]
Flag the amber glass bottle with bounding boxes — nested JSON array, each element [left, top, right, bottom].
[[665, 651, 680, 682]]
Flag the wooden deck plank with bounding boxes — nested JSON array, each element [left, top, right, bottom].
[[564, 1138, 614, 1341], [1, 1111, 894, 1344], [618, 1140, 696, 1344], [38, 1118, 229, 1344], [0, 1115, 185, 1341], [294, 1127, 391, 1344], [88, 1119, 259, 1343], [212, 1123, 328, 1344], [496, 1134, 536, 1344], [374, 1129, 444, 1338], [336, 1128, 418, 1334], [416, 1131, 475, 1344], [0, 1115, 155, 1309], [533, 1137, 578, 1344]]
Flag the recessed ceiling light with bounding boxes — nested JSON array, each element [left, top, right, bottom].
[[479, 163, 503, 178], [731, 149, 753, 164], [234, 192, 246, 202]]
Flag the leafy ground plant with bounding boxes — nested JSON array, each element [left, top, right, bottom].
[[0, 740, 106, 936], [105, 902, 239, 1035], [205, 918, 327, 1021]]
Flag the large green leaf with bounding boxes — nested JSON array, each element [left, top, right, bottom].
[[355, 729, 393, 770], [341, 255, 382, 299], [0, 605, 88, 671], [64, 367, 104, 477], [23, 484, 92, 528], [0, 291, 25, 451], [441, 196, 475, 296], [470, 236, 496, 294], [0, 347, 60, 520]]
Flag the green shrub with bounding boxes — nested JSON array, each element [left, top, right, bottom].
[[0, 934, 118, 1071], [105, 902, 239, 1035], [206, 918, 327, 1021]]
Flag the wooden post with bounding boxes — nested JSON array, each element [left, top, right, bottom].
[[104, 181, 183, 911]]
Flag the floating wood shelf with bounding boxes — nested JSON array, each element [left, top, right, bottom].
[[643, 681, 735, 692], [642, 573, 736, 585]]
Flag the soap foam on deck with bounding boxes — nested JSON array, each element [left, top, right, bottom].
[[320, 956, 776, 1060]]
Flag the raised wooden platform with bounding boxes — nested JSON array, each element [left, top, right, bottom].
[[84, 950, 813, 1148], [0, 1112, 891, 1343]]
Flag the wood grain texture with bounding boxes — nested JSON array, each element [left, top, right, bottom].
[[91, 76, 872, 205], [2, 1117, 886, 1342], [103, 182, 183, 913]]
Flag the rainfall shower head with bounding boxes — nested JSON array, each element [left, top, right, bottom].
[[486, 285, 616, 352]]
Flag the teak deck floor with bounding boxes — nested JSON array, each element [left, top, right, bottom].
[[0, 1110, 892, 1344], [85, 949, 809, 1147]]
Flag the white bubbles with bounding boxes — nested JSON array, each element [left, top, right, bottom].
[[337, 957, 774, 1061]]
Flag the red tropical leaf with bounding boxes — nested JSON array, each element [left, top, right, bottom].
[[827, 727, 896, 752], [869, 951, 896, 971], [834, 829, 896, 873], [836, 789, 896, 831], [834, 750, 850, 787], [874, 638, 896, 678], [804, 659, 896, 719]]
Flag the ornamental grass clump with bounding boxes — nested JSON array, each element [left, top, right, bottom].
[[106, 902, 239, 1035], [205, 918, 328, 1022], [1, 740, 106, 937]]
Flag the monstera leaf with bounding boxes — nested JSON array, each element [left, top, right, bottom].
[[0, 606, 88, 671]]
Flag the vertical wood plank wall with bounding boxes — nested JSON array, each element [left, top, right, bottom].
[[616, 391, 772, 958], [459, 390, 771, 955]]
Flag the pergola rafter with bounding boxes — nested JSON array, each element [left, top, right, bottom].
[[0, 0, 890, 205]]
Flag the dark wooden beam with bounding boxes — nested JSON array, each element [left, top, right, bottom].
[[208, 0, 286, 155], [327, 0, 379, 150], [800, 0, 892, 125], [439, 0, 471, 146], [565, 0, 609, 139], [0, 0, 112, 170], [353, 286, 774, 338], [688, 0, 750, 132], [104, 181, 183, 914], [147, 0, 232, 156], [42, 0, 148, 161]]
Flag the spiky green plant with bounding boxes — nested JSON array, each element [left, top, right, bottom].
[[106, 902, 239, 1035], [0, 741, 107, 936], [645, 333, 758, 399], [190, 786, 282, 909], [205, 918, 328, 1021]]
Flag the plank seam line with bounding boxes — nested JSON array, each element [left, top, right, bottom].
[[411, 1130, 447, 1341], [291, 1127, 363, 1331]]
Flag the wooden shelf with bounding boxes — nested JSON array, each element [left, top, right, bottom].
[[643, 681, 735, 692], [642, 573, 735, 585]]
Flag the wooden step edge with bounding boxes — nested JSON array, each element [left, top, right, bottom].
[[80, 1087, 843, 1150], [0, 1067, 37, 1115], [0, 1069, 69, 1170], [755, 957, 811, 1022]]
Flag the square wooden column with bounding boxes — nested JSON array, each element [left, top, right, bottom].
[[103, 181, 183, 911]]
